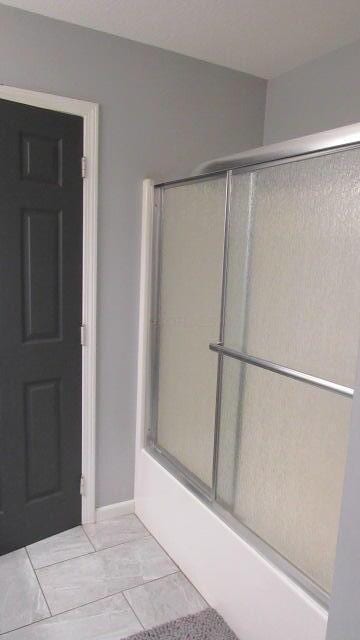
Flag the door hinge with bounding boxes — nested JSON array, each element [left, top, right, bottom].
[[80, 324, 86, 346], [81, 156, 87, 178], [80, 474, 85, 496]]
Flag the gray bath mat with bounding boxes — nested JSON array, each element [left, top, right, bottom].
[[125, 608, 238, 639]]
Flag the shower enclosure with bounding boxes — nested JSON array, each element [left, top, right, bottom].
[[136, 127, 360, 636]]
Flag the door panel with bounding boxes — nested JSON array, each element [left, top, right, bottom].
[[224, 151, 360, 387], [21, 132, 63, 185], [217, 357, 351, 592], [155, 178, 226, 488], [22, 208, 62, 341], [25, 379, 61, 501], [0, 99, 83, 554], [216, 150, 360, 595]]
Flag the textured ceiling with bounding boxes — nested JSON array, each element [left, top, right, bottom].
[[2, 0, 360, 78]]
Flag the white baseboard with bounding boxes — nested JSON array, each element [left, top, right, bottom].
[[96, 500, 135, 522]]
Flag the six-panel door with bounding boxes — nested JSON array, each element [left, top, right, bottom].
[[0, 99, 83, 554]]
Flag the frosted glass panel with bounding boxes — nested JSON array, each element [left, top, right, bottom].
[[217, 358, 351, 592], [155, 178, 226, 486], [225, 150, 360, 387]]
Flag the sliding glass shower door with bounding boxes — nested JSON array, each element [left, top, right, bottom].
[[215, 150, 360, 596], [149, 145, 360, 602], [151, 176, 227, 490]]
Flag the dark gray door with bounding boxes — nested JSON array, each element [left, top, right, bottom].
[[0, 99, 83, 554]]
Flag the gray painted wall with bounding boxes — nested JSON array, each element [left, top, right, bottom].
[[264, 38, 360, 143], [0, 4, 266, 507]]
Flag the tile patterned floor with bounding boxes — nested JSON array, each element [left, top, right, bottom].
[[0, 514, 207, 638]]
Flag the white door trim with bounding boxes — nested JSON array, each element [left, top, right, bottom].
[[0, 84, 99, 524]]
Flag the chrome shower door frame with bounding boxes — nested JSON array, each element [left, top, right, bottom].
[[147, 128, 360, 610], [148, 171, 229, 502]]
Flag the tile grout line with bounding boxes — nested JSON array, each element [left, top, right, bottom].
[[0, 547, 58, 636], [123, 591, 145, 631], [32, 569, 181, 618], [1, 589, 146, 634], [106, 514, 207, 607], [0, 519, 188, 637], [35, 532, 151, 571], [0, 618, 39, 637], [132, 514, 183, 574], [123, 568, 180, 597], [0, 570, 181, 637], [134, 515, 208, 606], [25, 547, 52, 618], [34, 549, 96, 571], [80, 524, 97, 552], [0, 607, 51, 638], [81, 520, 151, 554], [1, 520, 205, 636], [0, 588, 146, 637], [122, 571, 208, 632], [0, 562, 197, 635]]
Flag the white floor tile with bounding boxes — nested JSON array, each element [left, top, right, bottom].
[[124, 572, 207, 629], [26, 527, 94, 569], [36, 536, 177, 615], [0, 548, 50, 634], [0, 593, 142, 640], [83, 515, 149, 551]]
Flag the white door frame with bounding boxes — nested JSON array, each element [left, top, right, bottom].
[[0, 84, 99, 524]]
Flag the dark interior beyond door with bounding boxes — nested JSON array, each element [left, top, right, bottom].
[[0, 99, 83, 554]]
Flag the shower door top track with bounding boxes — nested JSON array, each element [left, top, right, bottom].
[[155, 120, 360, 188]]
